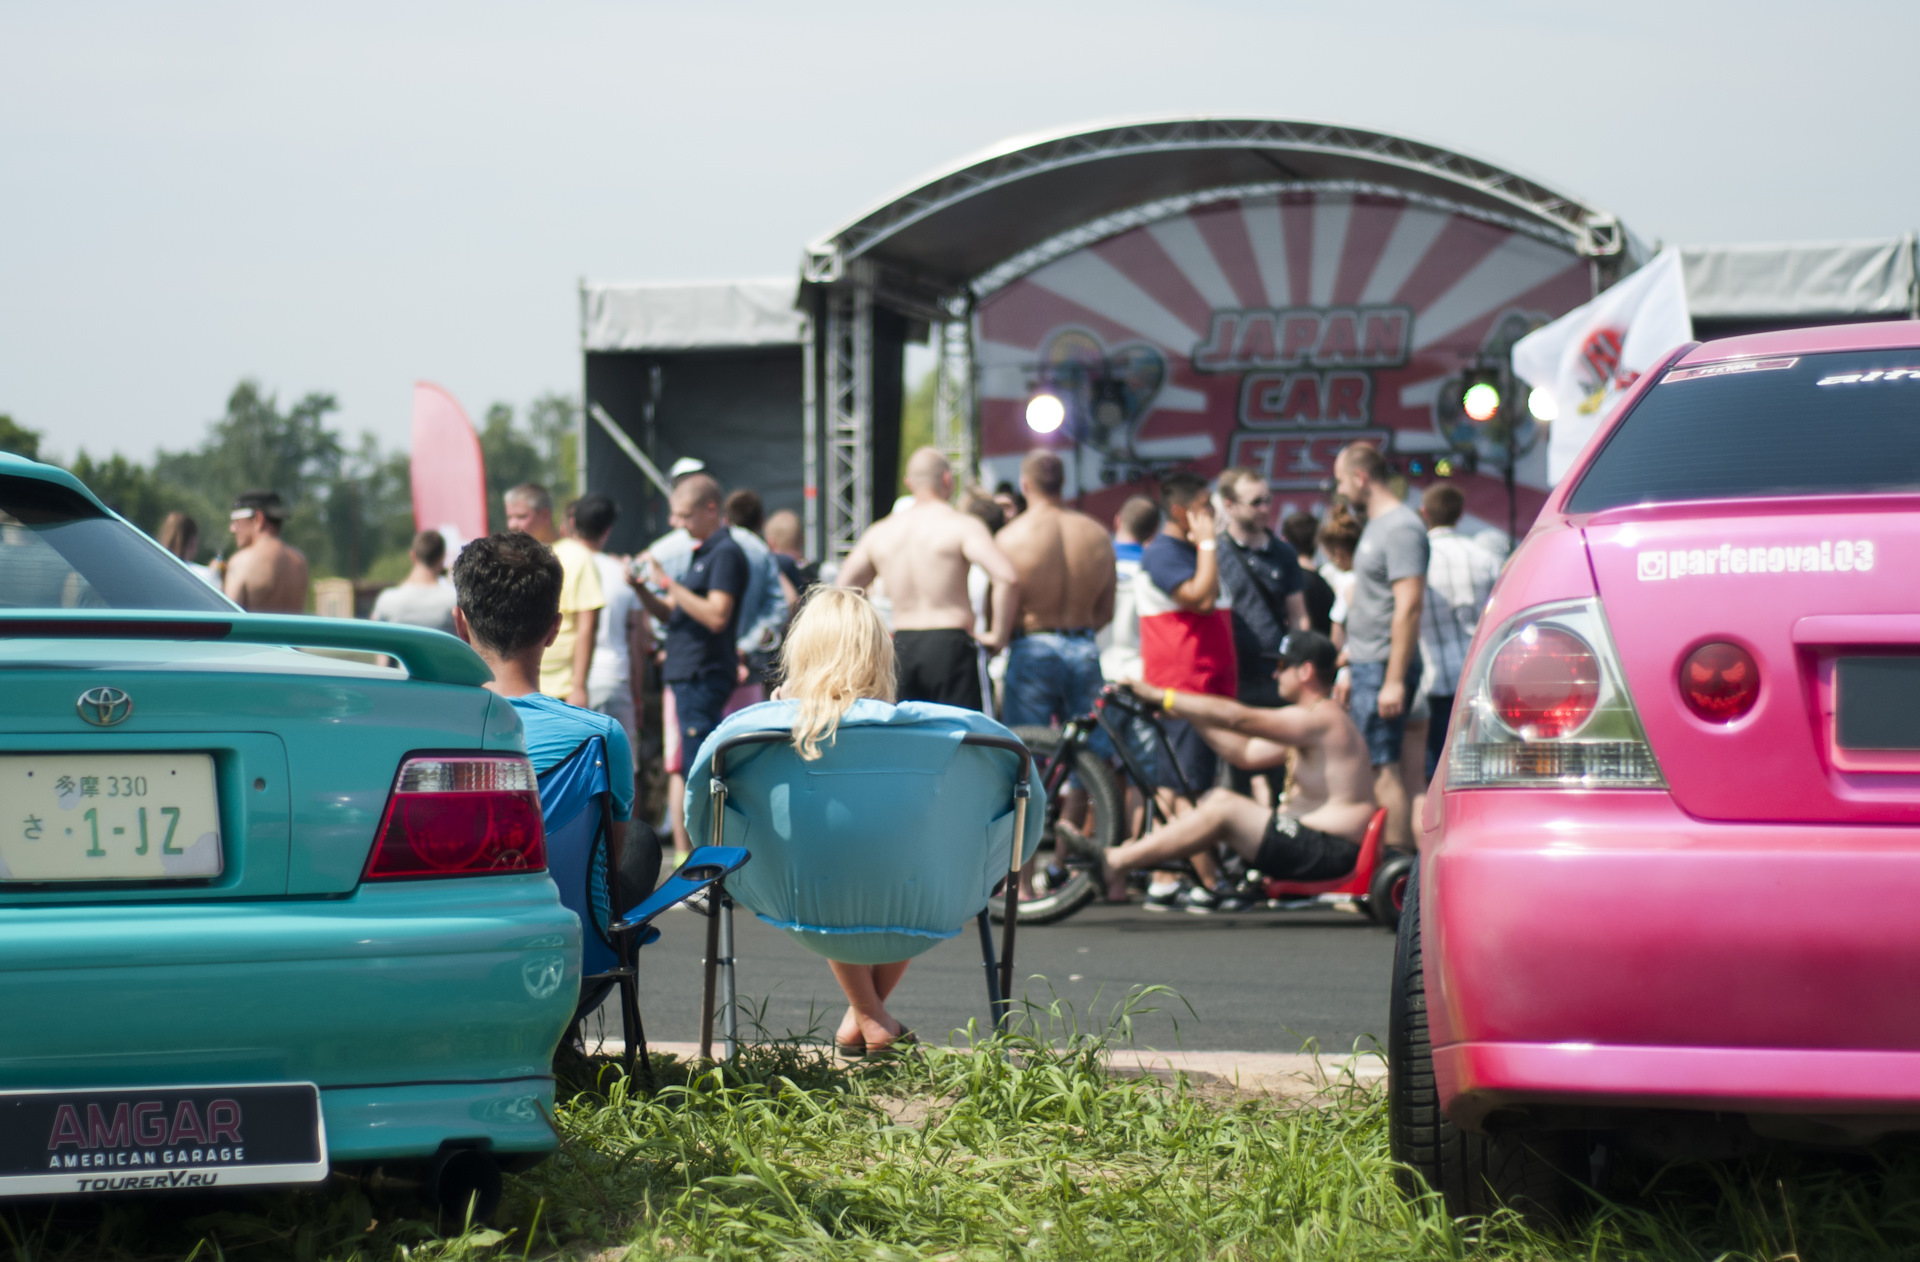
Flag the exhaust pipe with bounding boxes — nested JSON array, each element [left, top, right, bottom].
[[426, 1146, 503, 1225]]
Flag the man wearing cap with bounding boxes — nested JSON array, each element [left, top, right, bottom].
[[1100, 631, 1376, 895], [225, 490, 310, 613]]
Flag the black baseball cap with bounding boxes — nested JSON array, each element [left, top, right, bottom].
[[1277, 631, 1339, 684]]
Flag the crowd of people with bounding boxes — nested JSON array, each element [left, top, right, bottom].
[[168, 442, 1503, 1049]]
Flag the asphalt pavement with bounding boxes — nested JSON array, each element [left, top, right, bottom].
[[586, 899, 1396, 1055]]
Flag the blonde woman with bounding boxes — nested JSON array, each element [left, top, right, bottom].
[[769, 587, 916, 1055]]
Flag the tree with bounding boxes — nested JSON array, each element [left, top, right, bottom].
[[479, 402, 546, 533], [0, 415, 42, 462], [68, 451, 176, 537]]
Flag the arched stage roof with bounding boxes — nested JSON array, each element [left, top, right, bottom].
[[803, 117, 1641, 302]]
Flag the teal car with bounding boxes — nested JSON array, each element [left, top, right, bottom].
[[0, 454, 579, 1213]]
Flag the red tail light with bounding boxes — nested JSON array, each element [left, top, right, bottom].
[[1489, 625, 1601, 738], [362, 756, 545, 881], [1680, 642, 1759, 722]]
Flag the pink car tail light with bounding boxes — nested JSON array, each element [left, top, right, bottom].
[[1680, 642, 1760, 722], [362, 755, 547, 881], [1489, 626, 1601, 738], [1450, 599, 1665, 789]]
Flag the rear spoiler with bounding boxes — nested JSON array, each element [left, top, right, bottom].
[[0, 610, 493, 687]]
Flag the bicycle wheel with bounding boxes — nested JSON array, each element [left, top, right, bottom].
[[989, 726, 1125, 925]]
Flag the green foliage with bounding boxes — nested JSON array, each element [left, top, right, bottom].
[[898, 369, 937, 497], [17, 382, 580, 578], [479, 395, 577, 533], [13, 989, 1920, 1259], [0, 414, 43, 461]]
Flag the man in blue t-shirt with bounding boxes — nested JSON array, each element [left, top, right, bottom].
[[634, 473, 750, 858], [449, 531, 639, 850]]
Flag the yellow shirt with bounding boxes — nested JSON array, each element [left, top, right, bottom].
[[539, 537, 607, 698]]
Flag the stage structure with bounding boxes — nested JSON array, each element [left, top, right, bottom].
[[579, 279, 806, 553], [1680, 236, 1918, 340], [798, 118, 1642, 558]]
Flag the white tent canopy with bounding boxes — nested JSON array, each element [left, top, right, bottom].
[[1681, 236, 1918, 320], [581, 278, 805, 351]]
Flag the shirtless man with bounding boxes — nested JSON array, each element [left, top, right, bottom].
[[838, 448, 1020, 710], [1098, 631, 1376, 899], [995, 449, 1117, 729], [224, 490, 310, 613]]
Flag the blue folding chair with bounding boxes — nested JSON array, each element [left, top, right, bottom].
[[538, 736, 749, 1089], [683, 700, 1045, 1055]]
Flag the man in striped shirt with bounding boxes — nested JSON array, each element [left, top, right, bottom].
[[1418, 484, 1501, 780]]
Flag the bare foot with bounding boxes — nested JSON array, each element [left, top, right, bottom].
[[834, 1008, 863, 1049], [854, 1011, 903, 1047]]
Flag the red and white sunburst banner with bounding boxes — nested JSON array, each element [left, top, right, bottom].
[[973, 189, 1593, 537]]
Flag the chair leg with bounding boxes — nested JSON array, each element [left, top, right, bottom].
[[699, 895, 721, 1061], [976, 910, 1004, 1033], [620, 967, 654, 1097], [718, 890, 738, 1060]]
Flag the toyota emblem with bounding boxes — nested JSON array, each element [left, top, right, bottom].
[[76, 687, 134, 727]]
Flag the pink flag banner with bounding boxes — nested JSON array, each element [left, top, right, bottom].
[[410, 382, 488, 554]]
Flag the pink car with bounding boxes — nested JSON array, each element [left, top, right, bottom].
[[1391, 320, 1920, 1218]]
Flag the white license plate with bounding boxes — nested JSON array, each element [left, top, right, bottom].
[[0, 754, 222, 882]]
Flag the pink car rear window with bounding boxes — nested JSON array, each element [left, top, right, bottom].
[[1567, 349, 1920, 513]]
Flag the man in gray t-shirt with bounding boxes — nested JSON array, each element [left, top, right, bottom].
[[1333, 443, 1427, 849]]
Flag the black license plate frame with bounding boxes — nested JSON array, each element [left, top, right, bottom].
[[0, 1082, 326, 1197]]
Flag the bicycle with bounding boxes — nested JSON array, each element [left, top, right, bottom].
[[993, 683, 1415, 929], [991, 683, 1196, 925]]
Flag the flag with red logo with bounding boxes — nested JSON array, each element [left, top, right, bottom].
[[1513, 248, 1692, 485]]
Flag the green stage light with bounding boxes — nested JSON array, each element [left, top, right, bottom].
[[1463, 381, 1501, 423]]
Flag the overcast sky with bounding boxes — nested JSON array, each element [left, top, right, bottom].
[[5, 0, 1916, 462]]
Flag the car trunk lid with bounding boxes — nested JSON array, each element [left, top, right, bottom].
[[0, 634, 505, 903], [1583, 495, 1920, 823]]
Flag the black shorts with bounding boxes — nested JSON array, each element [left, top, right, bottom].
[[1253, 814, 1361, 882], [893, 628, 983, 710]]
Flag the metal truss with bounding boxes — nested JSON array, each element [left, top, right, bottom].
[[822, 264, 874, 563], [931, 306, 975, 490], [970, 179, 1613, 299], [805, 117, 1629, 286]]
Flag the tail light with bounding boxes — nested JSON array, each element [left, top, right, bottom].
[[1489, 625, 1601, 738], [1680, 642, 1760, 722], [362, 756, 546, 881], [1450, 599, 1664, 789]]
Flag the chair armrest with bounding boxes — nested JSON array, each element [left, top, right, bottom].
[[610, 844, 751, 934]]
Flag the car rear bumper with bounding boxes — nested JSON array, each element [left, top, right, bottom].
[[1427, 791, 1920, 1123], [0, 874, 579, 1160]]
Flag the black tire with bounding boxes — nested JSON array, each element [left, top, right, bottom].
[[988, 726, 1123, 926], [1388, 861, 1574, 1225], [1367, 852, 1415, 930]]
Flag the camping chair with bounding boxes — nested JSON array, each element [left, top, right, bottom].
[[682, 701, 1046, 1059], [538, 735, 749, 1090]]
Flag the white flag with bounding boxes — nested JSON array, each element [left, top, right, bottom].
[[1513, 248, 1692, 485]]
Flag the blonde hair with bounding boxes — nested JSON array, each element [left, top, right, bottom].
[[778, 588, 896, 760]]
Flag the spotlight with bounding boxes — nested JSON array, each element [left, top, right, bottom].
[[1025, 393, 1066, 434], [1462, 381, 1501, 423], [1527, 386, 1558, 422]]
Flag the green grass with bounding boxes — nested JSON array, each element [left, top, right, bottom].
[[10, 991, 1920, 1260]]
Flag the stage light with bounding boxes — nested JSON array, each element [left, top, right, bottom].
[[1528, 386, 1558, 421], [1025, 393, 1066, 434], [1463, 381, 1501, 423]]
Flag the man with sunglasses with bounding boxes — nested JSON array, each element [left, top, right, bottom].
[[1214, 469, 1309, 804]]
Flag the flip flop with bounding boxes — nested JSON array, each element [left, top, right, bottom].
[[834, 1036, 867, 1059], [870, 1030, 917, 1055]]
